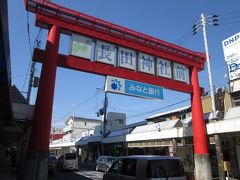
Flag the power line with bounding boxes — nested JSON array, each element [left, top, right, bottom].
[[56, 89, 104, 123], [126, 98, 190, 120], [176, 19, 203, 46], [219, 20, 240, 25], [219, 15, 240, 21], [217, 10, 240, 17], [175, 28, 193, 45], [12, 74, 30, 79]]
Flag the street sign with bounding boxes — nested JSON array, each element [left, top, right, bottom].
[[105, 76, 163, 100]]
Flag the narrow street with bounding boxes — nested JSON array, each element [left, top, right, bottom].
[[48, 162, 103, 180]]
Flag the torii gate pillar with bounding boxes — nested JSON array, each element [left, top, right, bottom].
[[22, 25, 60, 180], [191, 66, 212, 180]]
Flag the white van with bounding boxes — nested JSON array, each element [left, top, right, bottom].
[[57, 153, 78, 171]]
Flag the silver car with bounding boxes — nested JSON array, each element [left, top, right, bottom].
[[96, 156, 116, 172], [103, 155, 186, 180]]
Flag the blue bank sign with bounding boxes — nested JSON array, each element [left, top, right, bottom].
[[105, 76, 163, 100]]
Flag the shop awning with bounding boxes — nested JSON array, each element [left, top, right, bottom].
[[75, 136, 90, 146], [102, 128, 133, 144], [50, 137, 81, 148], [88, 132, 102, 143], [131, 119, 182, 134]]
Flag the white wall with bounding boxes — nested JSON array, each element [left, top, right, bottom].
[[106, 112, 126, 131]]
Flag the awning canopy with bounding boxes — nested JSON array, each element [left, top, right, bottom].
[[50, 137, 81, 148], [75, 136, 90, 146], [102, 128, 133, 144], [131, 119, 182, 134], [88, 132, 102, 143]]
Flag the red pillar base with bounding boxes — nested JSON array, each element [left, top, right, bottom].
[[22, 25, 60, 180]]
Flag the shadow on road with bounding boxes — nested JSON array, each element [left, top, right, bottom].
[[48, 171, 92, 180]]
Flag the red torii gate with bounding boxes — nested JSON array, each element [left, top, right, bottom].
[[23, 0, 211, 179]]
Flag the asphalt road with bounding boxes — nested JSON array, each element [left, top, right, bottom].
[[48, 162, 104, 180]]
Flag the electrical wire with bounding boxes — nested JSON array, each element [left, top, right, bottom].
[[219, 20, 240, 26], [12, 74, 30, 79], [177, 11, 240, 45], [56, 89, 104, 123], [177, 33, 195, 46], [217, 10, 240, 17], [219, 15, 240, 21], [126, 98, 190, 120], [175, 24, 195, 45], [176, 31, 194, 46], [175, 19, 202, 46]]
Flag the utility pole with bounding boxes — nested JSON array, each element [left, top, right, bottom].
[[103, 91, 108, 137], [101, 90, 108, 155], [201, 14, 217, 119], [26, 30, 42, 103], [200, 13, 225, 180], [97, 83, 108, 155], [71, 105, 76, 141], [26, 62, 36, 103]]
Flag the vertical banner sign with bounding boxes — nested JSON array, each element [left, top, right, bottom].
[[222, 32, 240, 81], [70, 34, 92, 59], [105, 76, 163, 100], [96, 41, 115, 65], [118, 47, 137, 70]]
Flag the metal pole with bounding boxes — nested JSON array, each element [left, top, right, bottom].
[[201, 13, 225, 180], [71, 106, 76, 141], [103, 91, 108, 136], [101, 89, 108, 155], [26, 30, 42, 103], [26, 61, 36, 103], [201, 13, 216, 119]]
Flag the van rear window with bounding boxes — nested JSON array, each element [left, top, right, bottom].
[[65, 153, 76, 160], [147, 159, 184, 178]]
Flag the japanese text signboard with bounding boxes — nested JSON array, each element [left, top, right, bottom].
[[69, 33, 189, 84], [222, 32, 240, 81], [105, 76, 163, 100]]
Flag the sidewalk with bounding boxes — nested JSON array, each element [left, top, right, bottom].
[[0, 153, 16, 180]]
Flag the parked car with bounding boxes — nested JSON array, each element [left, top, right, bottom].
[[57, 152, 78, 171], [96, 156, 116, 172], [48, 152, 57, 175], [103, 155, 186, 180]]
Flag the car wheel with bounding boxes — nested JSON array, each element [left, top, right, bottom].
[[57, 164, 62, 171], [96, 165, 99, 171], [74, 166, 78, 171]]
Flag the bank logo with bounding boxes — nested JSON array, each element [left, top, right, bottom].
[[111, 79, 122, 91]]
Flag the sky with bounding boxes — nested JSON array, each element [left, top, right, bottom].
[[8, 0, 240, 127]]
